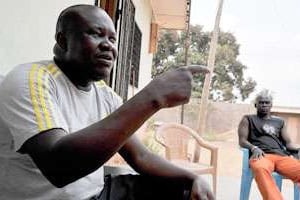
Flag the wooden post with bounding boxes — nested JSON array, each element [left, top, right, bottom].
[[180, 0, 192, 124], [194, 0, 224, 162]]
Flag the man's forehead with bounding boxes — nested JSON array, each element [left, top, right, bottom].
[[66, 5, 104, 16], [76, 8, 115, 29], [78, 7, 106, 19]]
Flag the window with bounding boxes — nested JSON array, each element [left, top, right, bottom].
[[130, 23, 142, 88], [114, 0, 135, 101]]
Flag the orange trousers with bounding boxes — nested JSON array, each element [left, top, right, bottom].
[[250, 154, 300, 200]]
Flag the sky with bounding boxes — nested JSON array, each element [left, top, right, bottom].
[[190, 0, 300, 107]]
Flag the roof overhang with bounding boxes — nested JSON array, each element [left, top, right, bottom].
[[150, 0, 189, 30]]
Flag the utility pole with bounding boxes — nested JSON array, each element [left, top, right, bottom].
[[180, 0, 192, 124], [194, 0, 224, 161]]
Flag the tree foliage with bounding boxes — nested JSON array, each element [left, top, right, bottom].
[[152, 25, 256, 102]]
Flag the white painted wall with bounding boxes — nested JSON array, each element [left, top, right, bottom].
[[128, 0, 153, 97], [0, 0, 94, 75]]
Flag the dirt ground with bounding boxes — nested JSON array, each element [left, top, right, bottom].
[[211, 135, 243, 178]]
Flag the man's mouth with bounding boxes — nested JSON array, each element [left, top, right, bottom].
[[95, 58, 112, 67], [95, 53, 114, 66], [96, 53, 113, 60]]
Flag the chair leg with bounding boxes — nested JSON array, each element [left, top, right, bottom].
[[212, 173, 217, 195], [294, 183, 299, 200], [273, 174, 299, 200], [240, 172, 253, 200], [273, 173, 283, 192]]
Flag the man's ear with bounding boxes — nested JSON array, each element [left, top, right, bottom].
[[55, 32, 67, 51], [254, 103, 257, 108]]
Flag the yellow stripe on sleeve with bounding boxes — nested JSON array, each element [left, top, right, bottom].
[[47, 63, 61, 77], [29, 64, 45, 131], [45, 71, 57, 128], [96, 80, 106, 88], [37, 68, 53, 129]]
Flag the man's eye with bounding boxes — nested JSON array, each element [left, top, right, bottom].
[[88, 30, 102, 38], [90, 33, 100, 38], [109, 37, 116, 43]]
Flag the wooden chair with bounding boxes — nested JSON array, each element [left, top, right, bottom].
[[154, 122, 218, 194]]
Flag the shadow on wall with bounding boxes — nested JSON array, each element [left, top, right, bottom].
[[0, 75, 3, 84]]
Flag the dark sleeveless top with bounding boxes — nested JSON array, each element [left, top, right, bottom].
[[246, 114, 289, 156]]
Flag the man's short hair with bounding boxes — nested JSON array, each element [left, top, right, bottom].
[[255, 89, 273, 103], [55, 4, 104, 38]]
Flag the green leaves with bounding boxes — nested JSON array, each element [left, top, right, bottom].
[[152, 25, 256, 102]]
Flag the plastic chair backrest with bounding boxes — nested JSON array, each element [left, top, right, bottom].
[[155, 122, 218, 194], [155, 124, 192, 160]]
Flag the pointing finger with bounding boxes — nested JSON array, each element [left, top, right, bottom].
[[185, 65, 210, 75]]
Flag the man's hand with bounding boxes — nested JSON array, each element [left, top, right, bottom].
[[250, 147, 264, 160], [190, 176, 215, 200], [146, 65, 210, 109]]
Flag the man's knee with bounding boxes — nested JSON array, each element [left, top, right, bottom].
[[250, 160, 272, 174]]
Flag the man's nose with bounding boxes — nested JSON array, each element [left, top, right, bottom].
[[99, 39, 113, 50]]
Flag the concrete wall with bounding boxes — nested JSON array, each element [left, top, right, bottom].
[[0, 0, 94, 75], [205, 102, 255, 135], [272, 112, 300, 143], [151, 99, 300, 143], [151, 99, 255, 136]]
